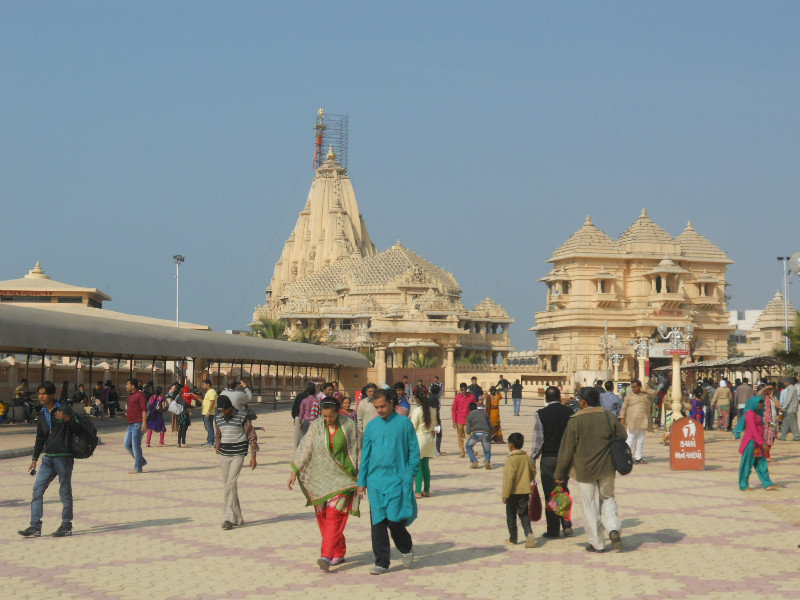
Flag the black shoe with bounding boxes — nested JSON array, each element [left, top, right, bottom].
[[609, 530, 622, 551], [542, 532, 560, 539], [51, 524, 72, 537], [18, 526, 41, 537], [586, 545, 605, 553], [222, 521, 234, 530], [563, 523, 574, 537]]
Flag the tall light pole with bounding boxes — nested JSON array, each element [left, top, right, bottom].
[[631, 337, 650, 382], [173, 255, 185, 327], [778, 257, 790, 351], [658, 323, 694, 422], [598, 320, 617, 380], [611, 353, 623, 384]]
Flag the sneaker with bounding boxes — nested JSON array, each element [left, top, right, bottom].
[[330, 558, 345, 566], [563, 523, 574, 537], [609, 530, 622, 551], [18, 526, 41, 537], [222, 521, 234, 530], [401, 551, 414, 568], [470, 462, 478, 469], [484, 461, 492, 470], [525, 533, 537, 548], [51, 524, 72, 537], [317, 557, 331, 572], [370, 565, 389, 575], [542, 532, 560, 539], [586, 545, 605, 553]]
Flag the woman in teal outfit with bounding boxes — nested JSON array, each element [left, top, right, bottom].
[[734, 392, 779, 491]]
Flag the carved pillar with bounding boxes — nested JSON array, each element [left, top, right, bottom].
[[396, 348, 405, 369], [375, 346, 387, 386], [444, 346, 456, 395]]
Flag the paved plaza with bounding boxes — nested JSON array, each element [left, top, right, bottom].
[[1, 400, 799, 600]]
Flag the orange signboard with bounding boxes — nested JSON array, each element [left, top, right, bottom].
[[669, 417, 705, 470]]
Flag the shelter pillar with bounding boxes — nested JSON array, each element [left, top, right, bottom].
[[637, 357, 646, 382], [396, 348, 405, 369], [375, 346, 387, 386], [444, 346, 456, 395]]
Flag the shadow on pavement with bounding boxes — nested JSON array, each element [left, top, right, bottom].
[[621, 518, 643, 528], [620, 528, 686, 550], [414, 542, 506, 567], [430, 473, 470, 481], [0, 499, 28, 508], [150, 465, 218, 473], [428, 487, 492, 497], [243, 512, 309, 527], [78, 517, 192, 535]]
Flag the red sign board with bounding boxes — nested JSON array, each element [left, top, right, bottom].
[[669, 417, 705, 470], [664, 348, 690, 356]]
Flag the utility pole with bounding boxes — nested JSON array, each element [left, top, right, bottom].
[[173, 255, 185, 327], [778, 257, 790, 351]]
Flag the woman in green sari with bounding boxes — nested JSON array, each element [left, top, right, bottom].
[[288, 398, 360, 571]]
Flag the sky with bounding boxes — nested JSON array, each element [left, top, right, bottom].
[[2, 1, 798, 350]]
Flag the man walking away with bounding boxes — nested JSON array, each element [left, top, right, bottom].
[[599, 381, 623, 418], [201, 379, 218, 448], [452, 383, 475, 458], [556, 387, 627, 553], [779, 378, 799, 441], [358, 389, 420, 575], [123, 378, 148, 474], [465, 402, 493, 469], [19, 382, 81, 538], [511, 379, 523, 416], [531, 386, 573, 539], [214, 395, 259, 529]]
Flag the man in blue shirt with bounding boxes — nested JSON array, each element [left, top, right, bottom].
[[599, 381, 623, 417], [358, 388, 420, 575]]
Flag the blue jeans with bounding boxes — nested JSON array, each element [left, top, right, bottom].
[[124, 422, 147, 472], [204, 415, 215, 444], [466, 432, 491, 462], [31, 455, 74, 528], [513, 397, 521, 415]]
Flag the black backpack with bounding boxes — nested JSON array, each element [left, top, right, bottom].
[[69, 413, 99, 459], [605, 412, 633, 476]]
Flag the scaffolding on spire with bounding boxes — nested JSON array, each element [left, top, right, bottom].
[[313, 108, 348, 171]]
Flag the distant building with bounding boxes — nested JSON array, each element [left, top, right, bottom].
[[531, 210, 733, 388], [253, 114, 513, 393], [729, 291, 795, 356]]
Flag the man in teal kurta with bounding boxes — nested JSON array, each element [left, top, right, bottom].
[[357, 388, 420, 575]]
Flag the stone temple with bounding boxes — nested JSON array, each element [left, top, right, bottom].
[[253, 120, 512, 393]]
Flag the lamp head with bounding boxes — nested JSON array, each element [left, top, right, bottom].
[[685, 323, 695, 336], [657, 324, 669, 337]]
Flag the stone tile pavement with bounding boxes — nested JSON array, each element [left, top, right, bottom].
[[1, 400, 799, 600]]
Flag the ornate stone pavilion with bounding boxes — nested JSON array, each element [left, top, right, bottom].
[[531, 209, 733, 389], [253, 146, 513, 392], [731, 291, 796, 356]]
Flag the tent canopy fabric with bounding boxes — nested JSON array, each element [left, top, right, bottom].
[[0, 303, 369, 368]]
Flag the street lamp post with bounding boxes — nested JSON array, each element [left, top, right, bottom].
[[658, 323, 694, 421], [173, 255, 185, 327], [598, 320, 617, 380], [631, 337, 650, 381], [778, 257, 790, 352]]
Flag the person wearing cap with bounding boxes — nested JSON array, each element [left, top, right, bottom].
[[214, 394, 259, 530]]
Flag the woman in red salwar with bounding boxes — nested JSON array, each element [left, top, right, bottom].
[[288, 398, 360, 572]]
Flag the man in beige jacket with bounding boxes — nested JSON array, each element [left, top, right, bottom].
[[556, 387, 627, 552], [620, 379, 655, 465]]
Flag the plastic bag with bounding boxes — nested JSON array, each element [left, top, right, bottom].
[[546, 485, 572, 520]]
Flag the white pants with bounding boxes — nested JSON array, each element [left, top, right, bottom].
[[220, 454, 245, 525], [576, 475, 621, 550], [626, 428, 646, 461]]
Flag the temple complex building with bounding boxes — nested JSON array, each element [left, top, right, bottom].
[[729, 291, 795, 356], [531, 210, 733, 389], [253, 113, 513, 393]]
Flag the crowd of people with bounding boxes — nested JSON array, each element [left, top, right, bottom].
[[12, 370, 795, 573]]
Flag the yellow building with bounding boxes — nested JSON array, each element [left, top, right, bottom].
[[731, 291, 796, 356], [254, 133, 512, 393], [531, 210, 733, 388]]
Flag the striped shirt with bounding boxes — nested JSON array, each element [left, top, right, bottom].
[[214, 410, 259, 457]]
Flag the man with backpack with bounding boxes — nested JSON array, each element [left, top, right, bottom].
[[19, 381, 82, 538], [555, 386, 627, 553]]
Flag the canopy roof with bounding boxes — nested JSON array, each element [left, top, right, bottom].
[[0, 303, 369, 368], [653, 355, 786, 372]]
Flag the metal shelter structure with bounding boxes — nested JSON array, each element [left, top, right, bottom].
[[0, 303, 369, 400], [653, 355, 789, 385]]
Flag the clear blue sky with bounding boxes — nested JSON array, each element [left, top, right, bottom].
[[2, 2, 798, 350]]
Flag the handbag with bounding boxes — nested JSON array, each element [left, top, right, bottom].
[[167, 399, 184, 416], [606, 411, 633, 475], [528, 481, 543, 522]]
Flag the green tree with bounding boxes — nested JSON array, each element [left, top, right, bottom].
[[410, 354, 438, 368], [727, 339, 744, 359], [250, 318, 288, 340], [455, 352, 486, 366], [292, 327, 331, 345], [774, 311, 800, 365]]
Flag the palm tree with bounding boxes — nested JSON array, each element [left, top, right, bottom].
[[455, 352, 486, 366], [410, 355, 438, 368], [292, 327, 331, 346], [250, 318, 288, 340]]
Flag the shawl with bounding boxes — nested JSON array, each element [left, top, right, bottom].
[[292, 416, 360, 515], [733, 396, 763, 440]]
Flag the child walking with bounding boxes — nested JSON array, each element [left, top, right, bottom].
[[502, 432, 536, 548]]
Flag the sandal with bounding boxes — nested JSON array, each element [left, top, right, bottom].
[[422, 492, 431, 497], [415, 493, 423, 499]]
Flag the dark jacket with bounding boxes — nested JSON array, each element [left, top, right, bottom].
[[537, 401, 573, 458], [511, 383, 523, 398], [32, 403, 81, 461], [466, 409, 492, 435]]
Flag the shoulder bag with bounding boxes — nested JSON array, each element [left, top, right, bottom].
[[605, 411, 633, 476]]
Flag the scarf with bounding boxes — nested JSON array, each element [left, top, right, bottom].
[[733, 396, 763, 440]]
